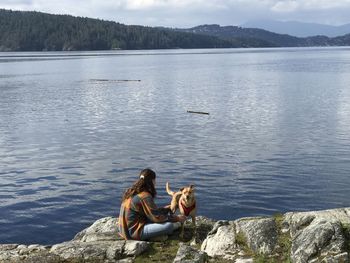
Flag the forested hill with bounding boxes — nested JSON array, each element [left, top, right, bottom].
[[0, 9, 236, 51], [1, 10, 350, 51], [179, 24, 350, 47]]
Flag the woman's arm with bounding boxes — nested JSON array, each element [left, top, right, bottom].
[[168, 214, 187, 223], [141, 195, 169, 223]]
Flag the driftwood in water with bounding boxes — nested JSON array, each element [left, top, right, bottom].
[[187, 110, 210, 115], [89, 79, 141, 82]]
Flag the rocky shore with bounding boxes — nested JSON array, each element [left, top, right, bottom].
[[1, 207, 349, 263]]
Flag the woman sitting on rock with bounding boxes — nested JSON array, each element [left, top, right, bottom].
[[118, 168, 186, 241]]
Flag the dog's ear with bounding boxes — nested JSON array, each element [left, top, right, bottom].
[[180, 187, 185, 192], [189, 184, 195, 190]]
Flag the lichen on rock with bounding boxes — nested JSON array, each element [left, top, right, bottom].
[[1, 207, 350, 263]]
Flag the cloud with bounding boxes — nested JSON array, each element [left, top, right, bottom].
[[1, 0, 350, 26], [0, 0, 32, 4], [271, 1, 299, 13], [301, 0, 350, 10], [270, 0, 350, 13]]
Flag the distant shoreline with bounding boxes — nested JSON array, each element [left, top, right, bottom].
[[1, 45, 350, 55], [1, 9, 350, 52]]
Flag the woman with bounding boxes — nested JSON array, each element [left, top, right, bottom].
[[118, 168, 186, 241]]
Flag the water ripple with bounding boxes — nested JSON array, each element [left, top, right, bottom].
[[1, 48, 350, 244]]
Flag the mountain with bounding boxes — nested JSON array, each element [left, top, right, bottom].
[[242, 20, 350, 38], [0, 9, 236, 51], [179, 24, 301, 47], [1, 10, 350, 51], [178, 24, 350, 47]]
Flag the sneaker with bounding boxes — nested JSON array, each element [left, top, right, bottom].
[[149, 235, 168, 242]]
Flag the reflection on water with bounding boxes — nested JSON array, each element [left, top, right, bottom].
[[1, 47, 350, 244]]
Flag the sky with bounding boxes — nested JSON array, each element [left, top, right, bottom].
[[1, 0, 350, 27]]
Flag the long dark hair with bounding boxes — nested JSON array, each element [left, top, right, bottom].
[[122, 168, 157, 202]]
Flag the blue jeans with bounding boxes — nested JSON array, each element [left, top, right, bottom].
[[140, 222, 175, 240]]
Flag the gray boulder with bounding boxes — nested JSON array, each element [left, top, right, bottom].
[[173, 243, 207, 263], [319, 252, 349, 263], [0, 244, 60, 263], [115, 259, 134, 263], [2, 208, 350, 263], [124, 240, 150, 257], [50, 240, 125, 262], [191, 216, 216, 244], [201, 221, 237, 259], [73, 217, 122, 242], [309, 252, 348, 263], [235, 258, 254, 263], [235, 217, 278, 254], [290, 218, 346, 263], [50, 240, 150, 262], [284, 208, 350, 236], [0, 220, 150, 263], [283, 208, 350, 263], [285, 214, 316, 237], [207, 220, 229, 236]]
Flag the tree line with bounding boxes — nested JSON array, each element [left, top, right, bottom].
[[2, 9, 349, 51], [0, 9, 236, 51], [179, 24, 350, 47]]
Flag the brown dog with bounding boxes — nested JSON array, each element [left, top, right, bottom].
[[166, 182, 196, 238]]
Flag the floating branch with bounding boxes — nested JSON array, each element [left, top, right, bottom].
[[187, 110, 210, 115], [89, 79, 141, 82], [117, 79, 141, 82]]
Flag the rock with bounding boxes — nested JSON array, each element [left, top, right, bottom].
[[0, 244, 60, 263], [1, 208, 350, 263], [178, 216, 216, 243], [201, 223, 237, 259], [49, 240, 150, 262], [50, 240, 126, 262], [282, 208, 350, 263], [105, 241, 128, 260], [320, 252, 349, 263], [15, 253, 61, 263], [284, 207, 350, 237], [207, 220, 229, 236], [73, 216, 122, 242], [235, 258, 254, 263], [0, 217, 149, 263], [116, 258, 134, 263], [173, 243, 207, 263], [124, 240, 150, 257], [286, 214, 316, 237], [290, 218, 346, 263], [0, 244, 18, 250], [192, 216, 216, 243], [235, 217, 278, 254]]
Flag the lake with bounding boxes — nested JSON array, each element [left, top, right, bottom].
[[1, 47, 350, 244]]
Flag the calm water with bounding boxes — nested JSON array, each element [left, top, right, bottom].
[[1, 47, 350, 244]]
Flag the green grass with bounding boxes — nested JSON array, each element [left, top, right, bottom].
[[134, 226, 196, 263], [207, 257, 235, 263], [236, 231, 254, 257], [253, 255, 292, 263], [134, 239, 180, 263], [254, 254, 276, 263], [235, 215, 292, 263], [262, 213, 292, 263], [273, 213, 284, 226], [134, 214, 296, 263], [342, 223, 350, 254]]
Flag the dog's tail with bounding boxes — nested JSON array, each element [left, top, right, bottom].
[[166, 182, 175, 196]]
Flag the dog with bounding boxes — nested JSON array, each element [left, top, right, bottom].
[[166, 182, 196, 238]]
